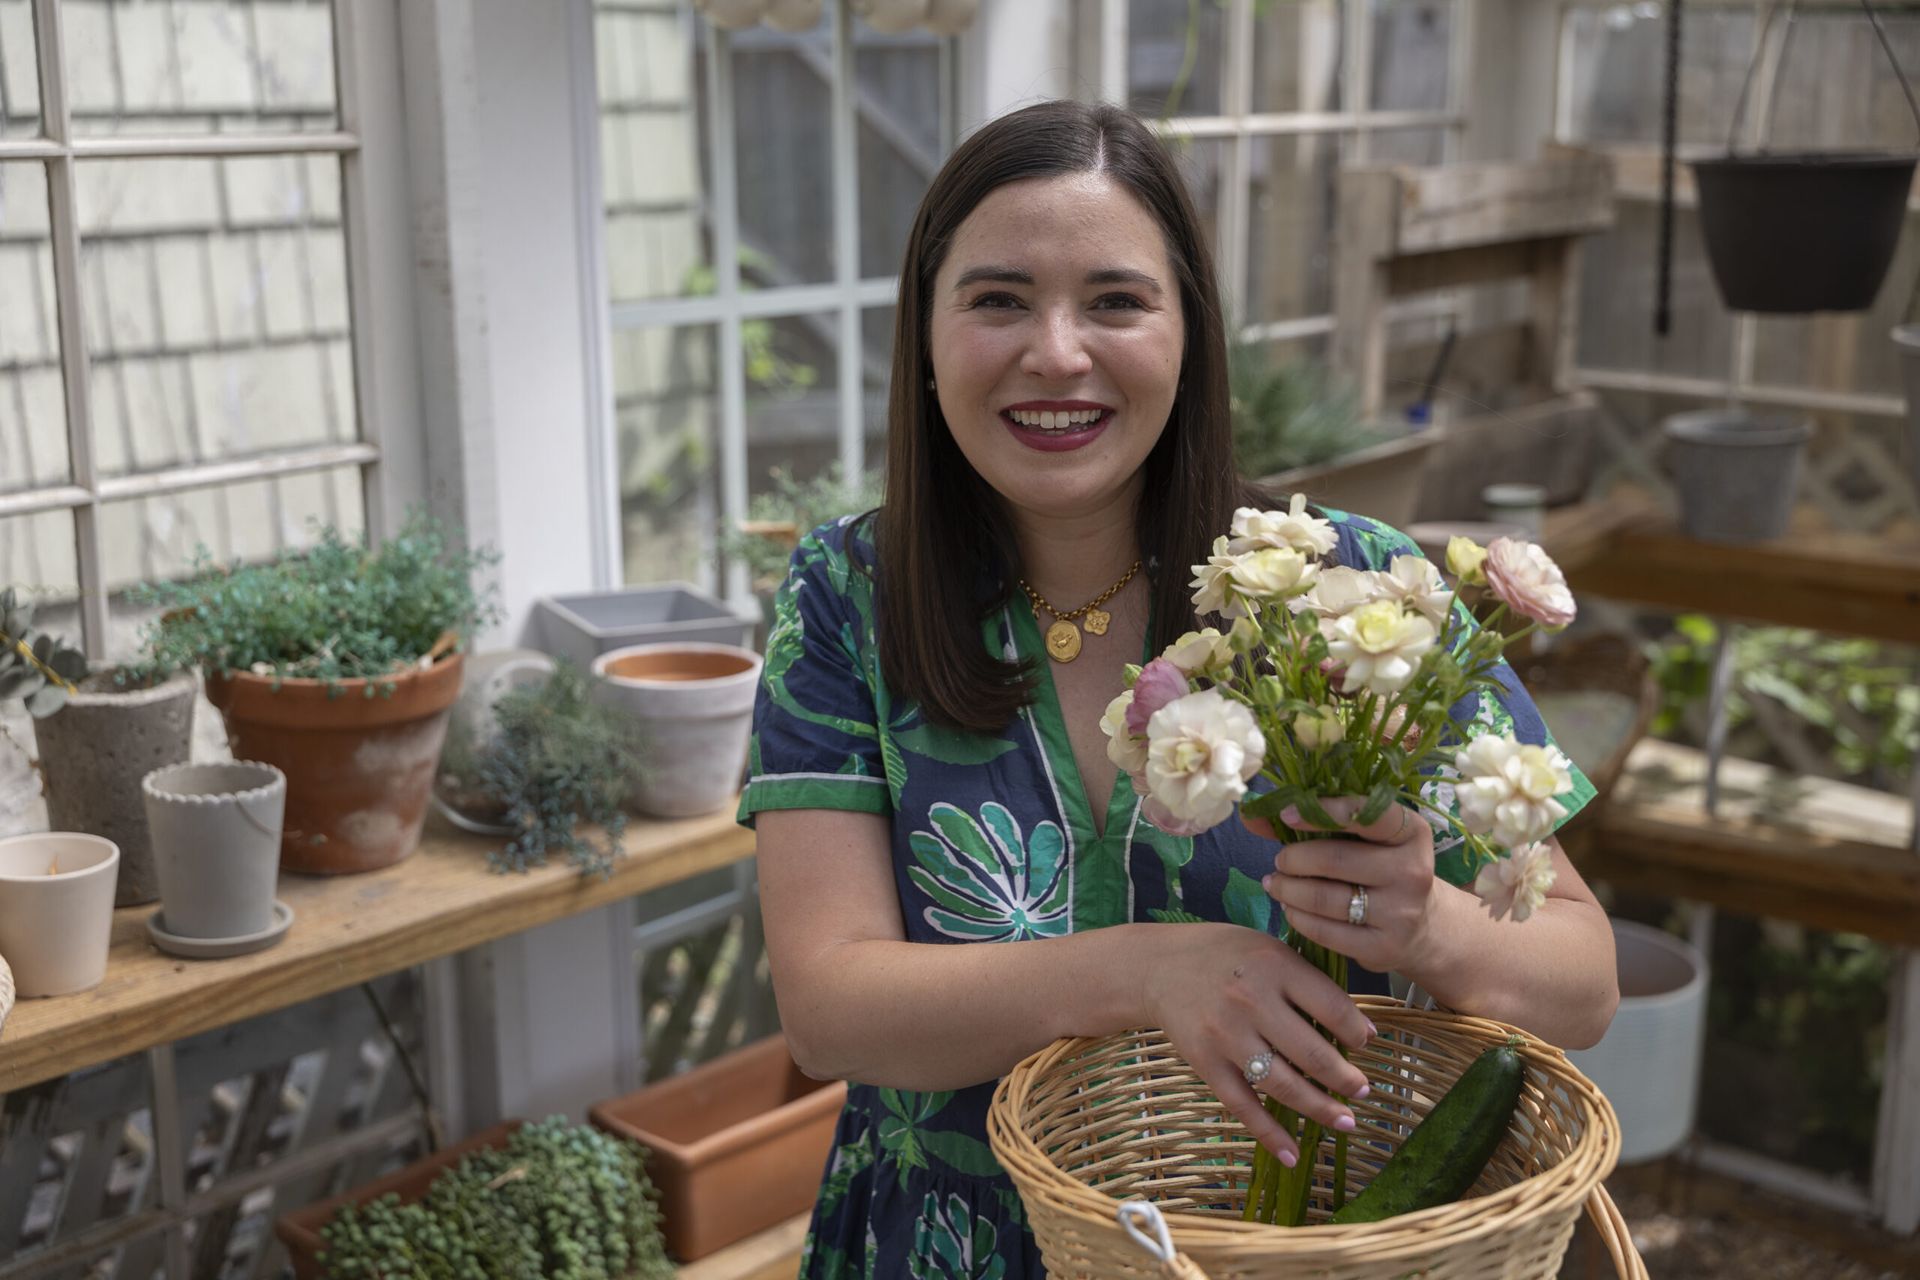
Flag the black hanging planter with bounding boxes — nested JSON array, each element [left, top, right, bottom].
[[1690, 0, 1920, 314]]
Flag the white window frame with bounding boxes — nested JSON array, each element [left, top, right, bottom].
[[597, 2, 957, 602], [1095, 0, 1478, 346], [0, 0, 421, 658]]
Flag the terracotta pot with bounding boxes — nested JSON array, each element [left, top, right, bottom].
[[591, 643, 761, 819], [204, 654, 464, 875], [590, 1035, 846, 1261], [274, 1120, 524, 1280]]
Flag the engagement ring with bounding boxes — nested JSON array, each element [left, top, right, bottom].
[[1347, 884, 1370, 927], [1242, 1049, 1274, 1086]]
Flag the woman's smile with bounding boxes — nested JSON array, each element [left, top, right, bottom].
[[1001, 399, 1115, 452]]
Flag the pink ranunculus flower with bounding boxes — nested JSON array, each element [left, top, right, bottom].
[[1482, 537, 1576, 630], [1126, 658, 1192, 735], [1140, 794, 1215, 837], [1474, 841, 1558, 922]]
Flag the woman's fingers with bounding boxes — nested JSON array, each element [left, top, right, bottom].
[[1251, 1023, 1368, 1131], [1207, 1066, 1302, 1165], [1280, 797, 1426, 847]]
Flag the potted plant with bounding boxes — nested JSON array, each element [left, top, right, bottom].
[[128, 513, 498, 876], [590, 1034, 845, 1262], [1228, 343, 1439, 525], [274, 1117, 673, 1280], [142, 760, 290, 958], [435, 660, 643, 879], [1691, 0, 1919, 312], [718, 462, 883, 594], [1660, 409, 1813, 543], [0, 588, 192, 907], [0, 832, 119, 998], [591, 642, 762, 820]]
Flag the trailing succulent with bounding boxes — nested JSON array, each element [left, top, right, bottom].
[[316, 1117, 673, 1280], [126, 511, 499, 693], [0, 587, 88, 718]]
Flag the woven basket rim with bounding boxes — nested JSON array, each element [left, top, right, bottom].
[[989, 998, 1622, 1257]]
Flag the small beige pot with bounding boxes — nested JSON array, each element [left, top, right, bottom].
[[591, 643, 762, 819], [0, 833, 120, 997]]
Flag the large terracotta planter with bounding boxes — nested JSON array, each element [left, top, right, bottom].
[[591, 642, 761, 819], [274, 1120, 524, 1280], [590, 1035, 846, 1261], [204, 654, 464, 875]]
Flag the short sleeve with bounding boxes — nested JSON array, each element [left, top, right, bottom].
[[736, 526, 893, 826], [1328, 510, 1598, 886]]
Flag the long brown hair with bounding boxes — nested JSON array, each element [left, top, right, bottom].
[[873, 100, 1273, 734]]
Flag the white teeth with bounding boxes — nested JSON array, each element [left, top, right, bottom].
[[1009, 408, 1105, 431]]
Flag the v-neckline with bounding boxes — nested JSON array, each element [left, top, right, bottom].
[[1005, 602, 1148, 848]]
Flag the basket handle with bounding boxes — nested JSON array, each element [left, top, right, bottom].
[[1117, 1202, 1213, 1280], [1727, 0, 1920, 153], [1584, 1185, 1650, 1280]]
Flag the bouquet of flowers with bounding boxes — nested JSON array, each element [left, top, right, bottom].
[[1099, 496, 1580, 1224]]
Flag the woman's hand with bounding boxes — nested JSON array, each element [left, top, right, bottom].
[[1249, 797, 1444, 978], [1140, 923, 1375, 1166]]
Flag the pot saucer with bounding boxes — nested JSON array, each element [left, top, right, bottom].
[[147, 900, 294, 960]]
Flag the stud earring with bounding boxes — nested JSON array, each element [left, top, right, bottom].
[[926, 377, 937, 391]]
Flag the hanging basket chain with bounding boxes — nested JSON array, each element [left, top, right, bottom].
[[1726, 0, 1920, 155]]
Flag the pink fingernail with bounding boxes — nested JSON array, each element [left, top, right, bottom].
[[1261, 873, 1273, 892], [1365, 1021, 1379, 1038], [1279, 807, 1301, 828], [1355, 1082, 1371, 1100], [1278, 1149, 1297, 1168], [1334, 1114, 1357, 1132]]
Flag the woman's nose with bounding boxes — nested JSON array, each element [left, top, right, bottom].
[[1021, 307, 1094, 381]]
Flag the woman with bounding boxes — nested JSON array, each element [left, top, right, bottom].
[[742, 100, 1617, 1277]]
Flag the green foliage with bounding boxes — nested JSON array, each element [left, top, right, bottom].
[[0, 587, 89, 718], [316, 1116, 673, 1280], [719, 463, 883, 585], [468, 662, 641, 879], [126, 511, 500, 692], [1647, 614, 1919, 784], [1227, 342, 1394, 479]]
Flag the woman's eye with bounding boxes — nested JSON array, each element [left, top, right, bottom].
[[1094, 293, 1146, 311], [968, 292, 1021, 310]]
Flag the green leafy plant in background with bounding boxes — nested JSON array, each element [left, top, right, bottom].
[[126, 511, 500, 694], [720, 463, 884, 586], [0, 587, 88, 718], [317, 1117, 673, 1280], [1228, 341, 1393, 480]]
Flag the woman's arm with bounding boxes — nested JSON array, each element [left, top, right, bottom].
[[756, 807, 1376, 1163]]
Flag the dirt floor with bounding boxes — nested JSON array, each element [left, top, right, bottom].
[[1557, 1159, 1920, 1279]]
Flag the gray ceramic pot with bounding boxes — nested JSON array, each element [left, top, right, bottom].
[[142, 761, 285, 940], [1661, 411, 1812, 543]]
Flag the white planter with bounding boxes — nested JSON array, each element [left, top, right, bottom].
[[764, 0, 822, 32], [852, 0, 929, 35], [0, 833, 120, 997], [143, 761, 286, 944], [1568, 919, 1709, 1164], [591, 643, 763, 819]]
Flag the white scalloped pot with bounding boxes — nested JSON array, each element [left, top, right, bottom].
[[592, 643, 764, 819], [0, 833, 120, 998], [143, 761, 286, 941]]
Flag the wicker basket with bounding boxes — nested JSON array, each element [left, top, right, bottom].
[[989, 996, 1641, 1279]]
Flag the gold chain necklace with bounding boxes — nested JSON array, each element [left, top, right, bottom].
[[1016, 561, 1141, 663]]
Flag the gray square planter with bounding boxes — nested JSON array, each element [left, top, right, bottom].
[[533, 583, 756, 670]]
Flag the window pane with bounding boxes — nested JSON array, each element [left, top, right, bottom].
[[68, 0, 338, 137], [862, 304, 894, 468], [0, 510, 77, 611], [1575, 199, 1734, 382], [1750, 213, 1920, 399], [728, 18, 835, 286], [1768, 10, 1920, 152], [1364, 125, 1445, 166], [1169, 135, 1227, 279], [1246, 133, 1336, 324], [1129, 0, 1224, 119], [1252, 1, 1343, 115], [615, 323, 719, 588], [598, 1, 708, 305], [746, 310, 839, 496], [1370, 0, 1454, 113], [857, 29, 942, 280], [75, 156, 356, 479], [1562, 4, 1755, 147], [0, 0, 40, 138], [0, 162, 69, 495]]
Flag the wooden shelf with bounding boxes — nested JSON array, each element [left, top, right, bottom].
[[678, 1214, 808, 1280], [0, 809, 754, 1093]]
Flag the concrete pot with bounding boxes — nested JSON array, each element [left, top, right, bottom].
[[591, 643, 761, 819], [1890, 325, 1920, 499], [590, 1036, 845, 1262], [1661, 410, 1812, 543], [142, 760, 285, 941], [0, 832, 119, 997], [1568, 919, 1709, 1164], [31, 669, 195, 906], [204, 654, 463, 875]]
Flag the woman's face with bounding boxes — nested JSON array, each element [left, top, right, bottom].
[[928, 171, 1185, 524]]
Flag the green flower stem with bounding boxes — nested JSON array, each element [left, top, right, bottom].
[[1333, 1130, 1349, 1212]]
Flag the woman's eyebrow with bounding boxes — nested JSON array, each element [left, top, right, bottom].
[[1087, 267, 1163, 294], [951, 265, 1164, 293]]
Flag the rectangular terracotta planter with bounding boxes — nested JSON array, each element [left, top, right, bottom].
[[590, 1034, 847, 1262], [273, 1120, 525, 1280]]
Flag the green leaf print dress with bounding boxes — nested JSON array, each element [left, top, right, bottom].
[[737, 511, 1595, 1278]]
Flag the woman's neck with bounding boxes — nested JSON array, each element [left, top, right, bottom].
[[1005, 493, 1141, 608]]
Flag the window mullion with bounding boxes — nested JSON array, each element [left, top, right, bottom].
[[831, 0, 863, 482], [33, 0, 109, 658], [1220, 0, 1253, 328], [706, 23, 750, 606], [333, 0, 387, 541], [1346, 0, 1373, 164]]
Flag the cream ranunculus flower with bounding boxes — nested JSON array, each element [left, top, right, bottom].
[[1294, 565, 1385, 618], [1224, 546, 1316, 611], [1379, 554, 1455, 628], [1474, 842, 1558, 922], [1323, 600, 1437, 696], [1162, 627, 1235, 678], [1446, 536, 1488, 585], [1142, 689, 1266, 834], [1291, 705, 1346, 751], [1101, 689, 1149, 777], [1189, 536, 1237, 615], [1453, 734, 1574, 848], [1226, 493, 1338, 557], [1482, 537, 1576, 629]]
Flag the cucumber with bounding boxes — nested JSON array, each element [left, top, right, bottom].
[[1327, 1039, 1526, 1224]]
